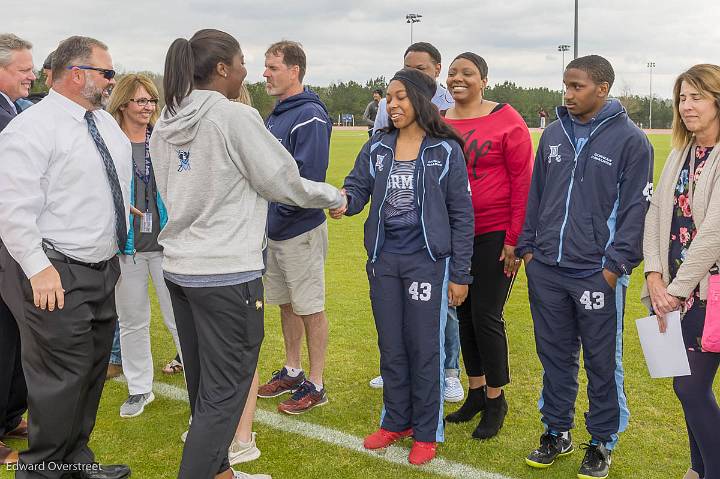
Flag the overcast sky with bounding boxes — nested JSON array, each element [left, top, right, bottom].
[[5, 0, 720, 100]]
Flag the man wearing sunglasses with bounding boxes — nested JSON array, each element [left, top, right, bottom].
[[0, 35, 132, 479]]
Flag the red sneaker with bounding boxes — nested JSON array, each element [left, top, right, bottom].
[[258, 368, 305, 398], [363, 428, 413, 449], [408, 441, 437, 465], [277, 381, 328, 415]]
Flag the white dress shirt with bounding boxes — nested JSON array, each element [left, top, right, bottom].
[[0, 89, 132, 278]]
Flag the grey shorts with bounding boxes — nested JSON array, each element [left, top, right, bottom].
[[264, 222, 328, 315]]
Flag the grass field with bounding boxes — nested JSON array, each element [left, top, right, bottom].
[[3, 130, 716, 479]]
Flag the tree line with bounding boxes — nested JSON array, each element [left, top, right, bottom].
[[29, 70, 674, 129], [250, 79, 674, 129], [249, 79, 674, 129]]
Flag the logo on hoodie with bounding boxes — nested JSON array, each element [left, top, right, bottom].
[[548, 144, 562, 163], [177, 150, 191, 172]]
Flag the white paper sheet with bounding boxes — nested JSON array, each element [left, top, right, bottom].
[[635, 310, 691, 378]]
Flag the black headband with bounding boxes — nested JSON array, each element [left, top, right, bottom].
[[454, 52, 488, 79], [390, 71, 435, 100]]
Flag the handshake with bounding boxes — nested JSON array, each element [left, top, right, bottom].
[[329, 188, 348, 220]]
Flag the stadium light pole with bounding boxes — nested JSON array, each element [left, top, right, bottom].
[[558, 44, 571, 104], [647, 61, 655, 130], [574, 0, 579, 59], [406, 13, 422, 44]]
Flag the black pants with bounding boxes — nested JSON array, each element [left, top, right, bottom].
[[0, 246, 119, 479], [167, 279, 264, 479], [0, 295, 26, 437], [457, 231, 512, 387], [674, 350, 720, 479]]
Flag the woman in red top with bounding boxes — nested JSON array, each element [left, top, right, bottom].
[[443, 52, 533, 439]]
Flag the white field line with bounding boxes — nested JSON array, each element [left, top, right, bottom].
[[114, 378, 516, 479]]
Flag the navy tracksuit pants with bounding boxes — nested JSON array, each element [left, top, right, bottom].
[[368, 250, 448, 443], [525, 259, 630, 448]]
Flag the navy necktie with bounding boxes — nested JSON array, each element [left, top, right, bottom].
[[12, 101, 22, 114], [84, 111, 128, 253]]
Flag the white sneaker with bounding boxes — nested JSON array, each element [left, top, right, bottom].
[[119, 392, 155, 418], [232, 470, 271, 479], [369, 375, 384, 389], [444, 376, 464, 403], [229, 432, 261, 465]]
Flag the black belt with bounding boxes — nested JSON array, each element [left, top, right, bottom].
[[44, 248, 110, 270]]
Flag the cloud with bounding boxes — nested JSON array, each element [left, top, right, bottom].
[[5, 0, 720, 100]]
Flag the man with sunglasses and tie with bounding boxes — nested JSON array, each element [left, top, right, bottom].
[[0, 36, 131, 479]]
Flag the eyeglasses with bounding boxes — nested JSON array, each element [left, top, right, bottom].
[[129, 98, 159, 107], [66, 65, 116, 80]]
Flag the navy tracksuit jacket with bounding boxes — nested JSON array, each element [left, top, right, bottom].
[[343, 130, 473, 442], [516, 99, 654, 447]]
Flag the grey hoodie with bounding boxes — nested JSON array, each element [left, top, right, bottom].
[[150, 90, 343, 275]]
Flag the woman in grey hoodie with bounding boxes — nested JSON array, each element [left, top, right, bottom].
[[149, 29, 345, 479]]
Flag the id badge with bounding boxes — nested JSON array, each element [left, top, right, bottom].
[[141, 211, 153, 233]]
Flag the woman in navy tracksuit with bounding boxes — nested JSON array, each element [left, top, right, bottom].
[[330, 68, 474, 465]]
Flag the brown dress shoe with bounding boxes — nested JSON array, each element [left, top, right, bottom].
[[0, 440, 19, 465], [3, 418, 28, 439], [106, 363, 123, 380]]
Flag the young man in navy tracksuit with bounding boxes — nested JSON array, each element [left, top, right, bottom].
[[516, 55, 654, 479], [258, 41, 335, 414]]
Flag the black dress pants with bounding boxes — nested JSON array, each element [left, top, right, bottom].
[[167, 278, 264, 479], [0, 245, 119, 479], [0, 295, 26, 437]]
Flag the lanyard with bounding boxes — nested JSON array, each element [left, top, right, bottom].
[[143, 172, 154, 212], [688, 144, 701, 207], [132, 126, 153, 185]]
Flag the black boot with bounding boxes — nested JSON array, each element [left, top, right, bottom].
[[445, 386, 486, 423], [472, 390, 508, 439]]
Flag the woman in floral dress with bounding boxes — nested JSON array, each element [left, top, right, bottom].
[[642, 64, 720, 479]]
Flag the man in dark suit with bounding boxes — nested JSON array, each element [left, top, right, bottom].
[[0, 32, 35, 466]]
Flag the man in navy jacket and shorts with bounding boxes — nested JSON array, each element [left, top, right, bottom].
[[257, 40, 334, 415]]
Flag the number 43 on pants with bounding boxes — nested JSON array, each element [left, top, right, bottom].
[[409, 282, 432, 301], [580, 290, 605, 310]]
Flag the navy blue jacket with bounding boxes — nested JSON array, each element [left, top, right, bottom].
[[343, 130, 474, 285], [516, 99, 654, 277], [266, 88, 332, 240], [0, 94, 19, 132]]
